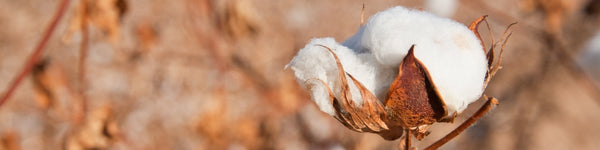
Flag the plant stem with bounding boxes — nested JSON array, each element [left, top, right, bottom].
[[0, 0, 71, 108], [425, 97, 499, 150], [405, 129, 411, 150]]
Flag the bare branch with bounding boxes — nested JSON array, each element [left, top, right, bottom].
[[0, 0, 71, 108]]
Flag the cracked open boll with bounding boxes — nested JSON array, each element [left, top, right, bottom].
[[285, 6, 510, 146]]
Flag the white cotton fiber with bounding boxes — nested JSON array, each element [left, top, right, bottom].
[[357, 6, 487, 115], [287, 6, 488, 117], [286, 38, 395, 116]]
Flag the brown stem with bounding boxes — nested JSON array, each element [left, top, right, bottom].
[[425, 97, 499, 150], [0, 0, 71, 108], [405, 129, 411, 150]]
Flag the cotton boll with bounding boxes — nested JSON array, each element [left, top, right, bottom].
[[290, 6, 489, 118], [286, 5, 502, 143], [286, 38, 388, 115], [358, 6, 488, 115], [361, 6, 462, 67]]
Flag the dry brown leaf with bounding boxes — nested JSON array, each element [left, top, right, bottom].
[[129, 22, 157, 60], [32, 59, 53, 109], [64, 0, 127, 43], [219, 0, 259, 39], [66, 105, 119, 150], [31, 59, 85, 123]]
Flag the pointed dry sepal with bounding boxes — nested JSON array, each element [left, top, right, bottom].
[[468, 15, 488, 52], [316, 44, 389, 132], [383, 45, 447, 129], [320, 44, 368, 131], [468, 16, 516, 87], [347, 73, 389, 130], [488, 22, 516, 78], [484, 23, 516, 87], [468, 15, 496, 67]]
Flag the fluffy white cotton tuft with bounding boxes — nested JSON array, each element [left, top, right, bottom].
[[287, 6, 488, 117], [357, 6, 487, 115], [286, 38, 395, 116]]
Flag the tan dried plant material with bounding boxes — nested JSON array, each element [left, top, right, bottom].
[[468, 16, 516, 87], [32, 59, 54, 109], [195, 84, 229, 149], [129, 22, 158, 60], [218, 0, 259, 39], [64, 0, 127, 43], [66, 105, 120, 150], [31, 59, 85, 123], [310, 45, 388, 133]]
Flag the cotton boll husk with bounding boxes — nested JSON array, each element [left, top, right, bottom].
[[359, 6, 488, 116], [286, 38, 395, 116]]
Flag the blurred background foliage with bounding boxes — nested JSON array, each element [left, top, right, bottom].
[[1, 0, 600, 149]]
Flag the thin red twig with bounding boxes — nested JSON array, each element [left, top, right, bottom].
[[0, 0, 71, 108]]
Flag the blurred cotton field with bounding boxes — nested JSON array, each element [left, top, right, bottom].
[[1, 0, 600, 150]]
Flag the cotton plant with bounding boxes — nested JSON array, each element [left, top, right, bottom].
[[286, 6, 514, 150]]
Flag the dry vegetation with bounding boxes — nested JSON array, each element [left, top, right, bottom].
[[1, 0, 600, 149]]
